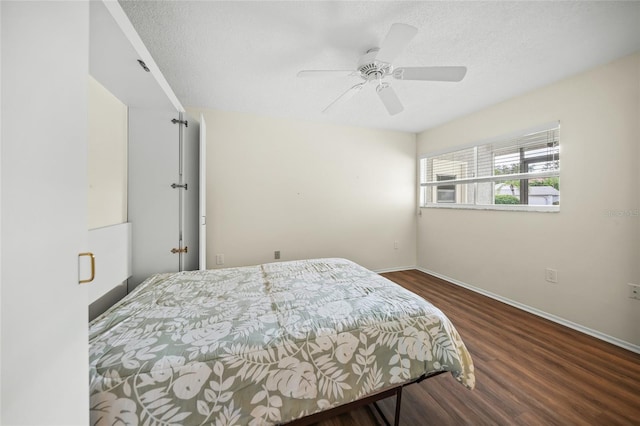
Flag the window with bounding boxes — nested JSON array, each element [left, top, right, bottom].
[[419, 122, 560, 211]]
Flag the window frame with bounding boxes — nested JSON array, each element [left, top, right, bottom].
[[419, 122, 560, 212]]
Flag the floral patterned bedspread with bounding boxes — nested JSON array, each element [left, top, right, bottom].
[[89, 258, 474, 425]]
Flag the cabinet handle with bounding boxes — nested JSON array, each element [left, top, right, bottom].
[[79, 252, 95, 284]]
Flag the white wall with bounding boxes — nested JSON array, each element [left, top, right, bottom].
[[417, 52, 640, 347], [187, 108, 417, 271], [88, 75, 128, 229]]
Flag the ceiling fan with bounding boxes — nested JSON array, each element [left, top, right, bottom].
[[297, 23, 467, 116]]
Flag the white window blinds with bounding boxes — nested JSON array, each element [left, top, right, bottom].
[[419, 122, 560, 210]]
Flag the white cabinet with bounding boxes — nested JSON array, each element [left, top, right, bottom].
[[1, 2, 90, 424], [1, 2, 204, 423], [89, 1, 203, 289]]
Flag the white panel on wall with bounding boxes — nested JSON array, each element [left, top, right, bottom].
[[128, 107, 180, 287], [88, 223, 132, 303], [181, 115, 200, 272]]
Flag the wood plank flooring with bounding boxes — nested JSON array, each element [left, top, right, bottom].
[[312, 269, 640, 426]]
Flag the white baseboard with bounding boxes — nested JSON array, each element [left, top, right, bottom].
[[374, 265, 416, 274], [417, 267, 640, 355]]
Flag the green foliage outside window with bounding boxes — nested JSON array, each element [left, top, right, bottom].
[[495, 194, 520, 204]]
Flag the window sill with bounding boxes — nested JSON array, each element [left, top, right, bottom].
[[420, 204, 560, 213]]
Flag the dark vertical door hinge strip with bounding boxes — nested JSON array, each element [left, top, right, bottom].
[[172, 114, 188, 271], [171, 118, 188, 127], [137, 59, 150, 72]]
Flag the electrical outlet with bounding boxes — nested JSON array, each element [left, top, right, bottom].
[[629, 283, 640, 300], [274, 250, 280, 260], [394, 241, 399, 250], [215, 254, 224, 265], [545, 268, 558, 283]]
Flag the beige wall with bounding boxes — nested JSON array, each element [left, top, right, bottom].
[[88, 76, 128, 229], [187, 108, 417, 271], [417, 53, 640, 346]]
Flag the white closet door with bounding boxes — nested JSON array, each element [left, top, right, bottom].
[[199, 114, 207, 270], [128, 107, 180, 288], [1, 2, 89, 424], [182, 115, 200, 272]]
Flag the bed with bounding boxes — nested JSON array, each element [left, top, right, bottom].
[[89, 258, 475, 425]]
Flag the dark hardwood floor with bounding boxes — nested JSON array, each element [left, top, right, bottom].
[[312, 269, 640, 426]]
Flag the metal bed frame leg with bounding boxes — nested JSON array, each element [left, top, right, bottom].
[[394, 386, 402, 425], [373, 386, 403, 426]]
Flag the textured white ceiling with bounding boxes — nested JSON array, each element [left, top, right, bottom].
[[119, 1, 640, 133]]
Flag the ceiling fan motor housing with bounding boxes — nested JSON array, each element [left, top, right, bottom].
[[358, 48, 391, 81]]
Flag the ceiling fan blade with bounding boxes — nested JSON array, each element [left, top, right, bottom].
[[376, 84, 404, 115], [375, 23, 418, 64], [322, 82, 365, 113], [393, 66, 467, 82], [297, 70, 357, 78]]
